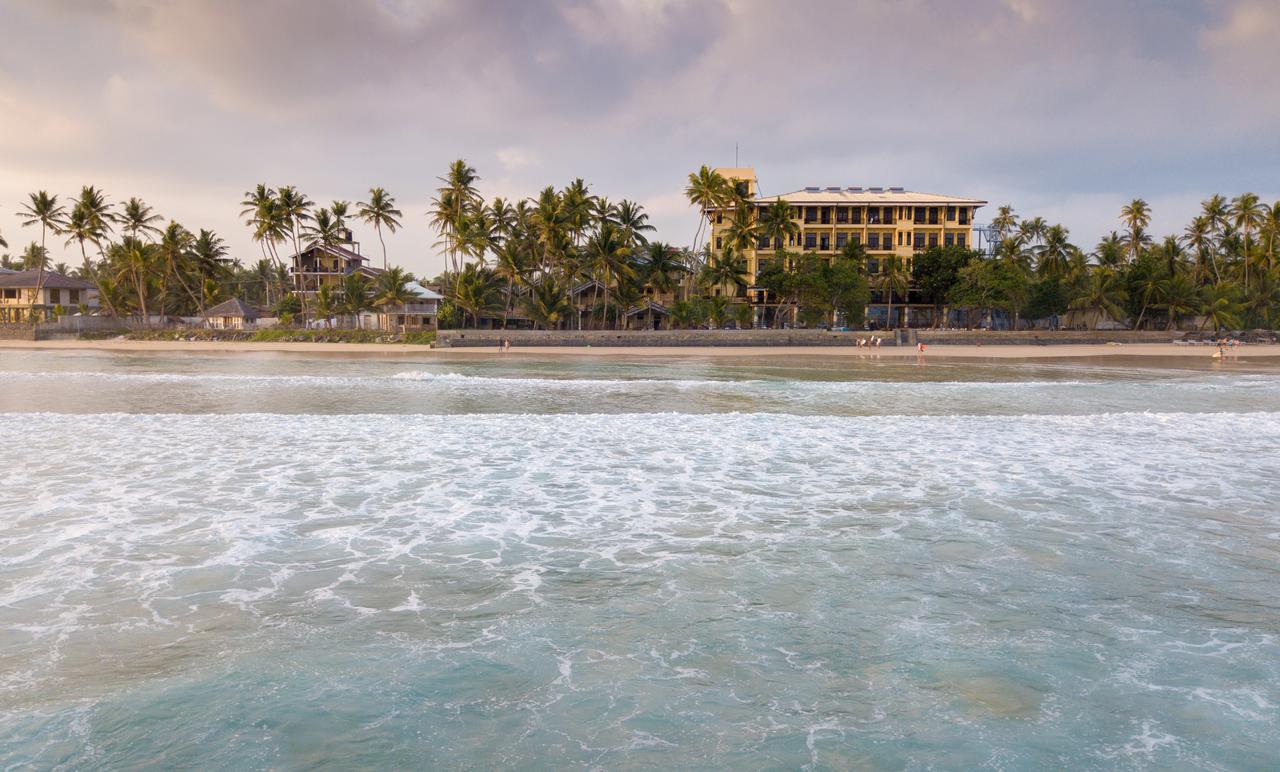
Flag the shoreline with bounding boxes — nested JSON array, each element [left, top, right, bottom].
[[3, 339, 1279, 361]]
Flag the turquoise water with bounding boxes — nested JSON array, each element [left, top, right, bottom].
[[1, 351, 1279, 768]]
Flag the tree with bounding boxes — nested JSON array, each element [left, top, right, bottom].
[[357, 188, 402, 270], [1068, 267, 1128, 329], [1200, 283, 1242, 332], [18, 191, 67, 322], [1035, 224, 1074, 280], [684, 165, 730, 253], [640, 242, 686, 296], [1229, 192, 1266, 290], [1120, 198, 1151, 264], [374, 267, 417, 330], [522, 277, 573, 330], [873, 255, 911, 329], [950, 259, 1029, 329], [452, 263, 501, 328], [157, 221, 200, 315], [1157, 272, 1201, 330], [584, 222, 634, 328], [313, 285, 339, 328], [339, 271, 373, 328], [615, 200, 655, 248], [912, 245, 977, 327], [991, 205, 1018, 242], [758, 197, 798, 255], [119, 197, 163, 242], [431, 160, 481, 287], [697, 246, 749, 298]]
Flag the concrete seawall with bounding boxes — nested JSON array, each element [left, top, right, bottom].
[[437, 329, 1188, 348]]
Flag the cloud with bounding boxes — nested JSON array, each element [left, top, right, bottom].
[[0, 0, 1277, 276]]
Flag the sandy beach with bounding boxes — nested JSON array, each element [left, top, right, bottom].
[[3, 338, 1278, 361]]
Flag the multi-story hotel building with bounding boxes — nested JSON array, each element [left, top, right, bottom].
[[707, 168, 986, 327]]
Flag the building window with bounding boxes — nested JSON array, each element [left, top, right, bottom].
[[867, 234, 880, 249], [913, 207, 925, 224], [851, 234, 862, 246], [47, 289, 60, 305], [804, 207, 818, 224], [819, 236, 830, 251], [957, 234, 966, 247], [851, 208, 862, 224], [715, 237, 723, 250], [928, 234, 938, 248], [2, 289, 15, 299], [946, 206, 956, 221], [835, 233, 848, 248], [884, 208, 895, 224], [715, 213, 723, 224], [867, 258, 881, 274], [69, 290, 80, 304], [835, 208, 848, 224], [867, 207, 881, 225], [757, 236, 771, 250], [944, 233, 954, 247], [958, 208, 969, 225], [914, 233, 926, 250], [735, 181, 749, 197], [804, 233, 817, 249]]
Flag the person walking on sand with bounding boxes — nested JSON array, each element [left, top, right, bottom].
[[503, 338, 511, 353]]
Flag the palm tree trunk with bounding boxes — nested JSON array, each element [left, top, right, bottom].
[[378, 224, 387, 271]]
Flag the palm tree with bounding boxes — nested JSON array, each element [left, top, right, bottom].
[[584, 222, 634, 328], [722, 204, 758, 253], [684, 165, 730, 253], [873, 255, 911, 329], [313, 285, 339, 328], [1035, 224, 1073, 279], [1017, 216, 1048, 246], [1183, 215, 1218, 282], [522, 277, 573, 330], [1120, 198, 1151, 264], [431, 160, 481, 283], [562, 178, 595, 246], [157, 222, 200, 315], [453, 263, 502, 328], [329, 200, 351, 233], [758, 197, 799, 257], [1242, 268, 1280, 328], [615, 200, 656, 248], [357, 188, 403, 270], [1069, 266, 1128, 329], [1200, 283, 1242, 332], [114, 240, 157, 322], [1202, 194, 1230, 237], [641, 242, 686, 296], [491, 238, 531, 328], [119, 197, 163, 242], [1229, 192, 1266, 290], [373, 266, 417, 331], [1093, 232, 1126, 268], [1261, 201, 1280, 273], [991, 205, 1018, 242], [339, 271, 373, 329], [18, 191, 67, 322], [697, 246, 749, 298], [302, 207, 341, 248], [191, 229, 229, 285], [1157, 272, 1201, 330]]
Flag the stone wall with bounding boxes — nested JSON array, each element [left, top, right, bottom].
[[438, 329, 895, 347], [438, 328, 1192, 348], [0, 324, 36, 341], [914, 329, 1188, 346]]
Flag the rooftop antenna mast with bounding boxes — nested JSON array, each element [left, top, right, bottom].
[[735, 143, 738, 167]]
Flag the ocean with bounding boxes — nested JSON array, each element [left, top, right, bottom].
[[1, 350, 1278, 768]]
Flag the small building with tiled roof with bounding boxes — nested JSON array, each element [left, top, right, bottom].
[[0, 270, 99, 322], [202, 297, 264, 330]]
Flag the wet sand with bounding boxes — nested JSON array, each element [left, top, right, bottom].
[[2, 338, 1278, 361]]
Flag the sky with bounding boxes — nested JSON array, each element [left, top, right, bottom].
[[1, 0, 1278, 277]]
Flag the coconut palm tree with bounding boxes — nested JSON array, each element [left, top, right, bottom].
[[120, 197, 163, 242], [313, 285, 339, 328], [1035, 224, 1073, 279], [584, 222, 634, 328], [873, 255, 911, 330], [357, 188, 403, 270], [991, 205, 1018, 242], [1069, 266, 1128, 329], [302, 207, 341, 249], [453, 263, 502, 328], [114, 239, 157, 322], [1120, 198, 1151, 264], [1230, 192, 1267, 290], [1157, 272, 1201, 330], [615, 200, 655, 248], [191, 229, 228, 284], [522, 277, 572, 330], [1017, 216, 1048, 246], [684, 165, 730, 253], [329, 200, 351, 233], [562, 178, 594, 246], [1243, 268, 1280, 328], [1183, 215, 1218, 282], [373, 266, 417, 331], [491, 238, 532, 328], [697, 246, 750, 298], [156, 222, 201, 315], [641, 242, 686, 296], [430, 160, 481, 282], [1200, 283, 1242, 332], [1202, 194, 1230, 237], [18, 191, 67, 322], [758, 197, 799, 256], [1093, 232, 1126, 269], [722, 204, 758, 253], [339, 271, 373, 329]]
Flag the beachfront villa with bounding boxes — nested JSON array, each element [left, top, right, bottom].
[[364, 281, 443, 332], [202, 297, 265, 330], [289, 230, 384, 296], [707, 168, 986, 328], [0, 270, 99, 322]]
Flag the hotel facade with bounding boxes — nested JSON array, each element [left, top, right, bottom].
[[707, 168, 986, 328]]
